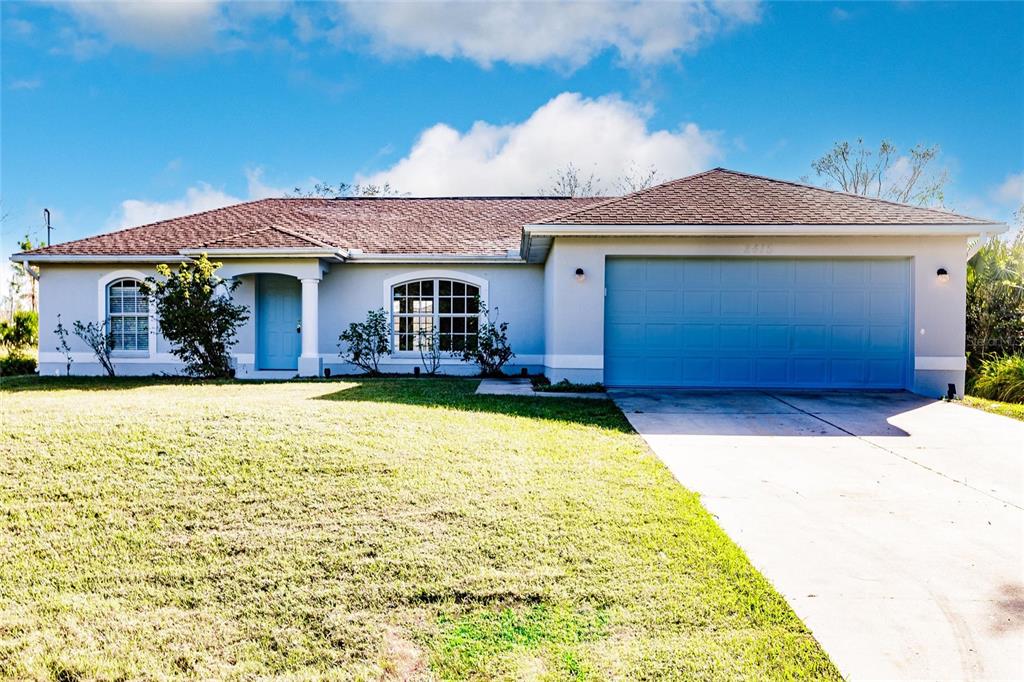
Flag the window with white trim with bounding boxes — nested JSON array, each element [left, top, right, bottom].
[[107, 278, 149, 351], [391, 279, 480, 352]]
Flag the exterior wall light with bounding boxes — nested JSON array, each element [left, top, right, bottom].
[[936, 267, 950, 283], [575, 267, 586, 282]]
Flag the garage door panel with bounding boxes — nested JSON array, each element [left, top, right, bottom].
[[684, 259, 719, 285], [794, 291, 828, 316], [757, 291, 790, 316], [604, 257, 910, 389], [721, 290, 753, 315], [793, 325, 828, 351], [646, 323, 681, 349], [793, 358, 829, 384]]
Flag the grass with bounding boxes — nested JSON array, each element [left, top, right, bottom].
[[962, 395, 1024, 422], [0, 376, 839, 680]]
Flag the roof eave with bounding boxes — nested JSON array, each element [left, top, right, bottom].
[[522, 222, 1009, 260], [9, 253, 190, 264], [345, 252, 525, 264]]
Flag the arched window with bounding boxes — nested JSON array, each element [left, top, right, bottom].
[[392, 278, 481, 352], [107, 278, 149, 351]]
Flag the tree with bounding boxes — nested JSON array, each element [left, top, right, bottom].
[[809, 138, 948, 206], [617, 162, 660, 194], [290, 182, 401, 198], [73, 320, 115, 377], [542, 162, 661, 197], [144, 254, 249, 378], [966, 229, 1024, 368], [544, 163, 602, 197], [6, 235, 41, 317], [338, 308, 391, 374]]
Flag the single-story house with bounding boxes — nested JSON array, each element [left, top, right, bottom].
[[14, 168, 1008, 395]]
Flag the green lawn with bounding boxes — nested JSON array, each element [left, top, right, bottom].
[[0, 377, 838, 680], [962, 395, 1024, 422]]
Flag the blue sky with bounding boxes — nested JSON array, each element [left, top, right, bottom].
[[2, 0, 1022, 264]]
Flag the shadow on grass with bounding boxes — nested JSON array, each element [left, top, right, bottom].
[[314, 377, 635, 433]]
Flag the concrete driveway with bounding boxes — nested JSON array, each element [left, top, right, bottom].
[[612, 389, 1024, 681]]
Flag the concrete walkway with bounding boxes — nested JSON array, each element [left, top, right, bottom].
[[612, 389, 1024, 681], [475, 378, 608, 399]]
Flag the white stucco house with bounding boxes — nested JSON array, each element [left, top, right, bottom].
[[14, 169, 1007, 396]]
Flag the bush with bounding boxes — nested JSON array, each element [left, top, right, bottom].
[[530, 376, 605, 393], [458, 302, 514, 377], [144, 254, 249, 378], [339, 308, 391, 374], [969, 355, 1024, 403], [73, 320, 116, 377], [0, 353, 36, 377], [0, 310, 38, 355]]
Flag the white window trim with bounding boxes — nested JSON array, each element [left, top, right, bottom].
[[98, 269, 157, 358], [381, 270, 489, 355]]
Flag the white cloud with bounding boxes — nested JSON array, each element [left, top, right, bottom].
[[244, 166, 290, 199], [60, 1, 227, 54], [48, 1, 760, 67], [114, 183, 241, 228], [8, 78, 42, 91], [343, 1, 761, 68], [6, 18, 34, 36], [991, 172, 1024, 206], [357, 92, 720, 195]]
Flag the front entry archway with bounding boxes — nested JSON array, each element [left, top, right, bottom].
[[257, 274, 301, 370]]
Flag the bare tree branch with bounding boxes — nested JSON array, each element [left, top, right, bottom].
[[810, 138, 947, 206]]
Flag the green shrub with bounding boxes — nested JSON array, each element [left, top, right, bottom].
[[458, 301, 514, 377], [144, 254, 249, 378], [0, 353, 37, 377], [969, 355, 1024, 403], [0, 310, 39, 355], [338, 308, 391, 375]]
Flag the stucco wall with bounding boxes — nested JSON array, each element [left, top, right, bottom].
[[542, 235, 970, 396], [34, 259, 545, 378], [32, 236, 970, 396], [317, 263, 545, 376]]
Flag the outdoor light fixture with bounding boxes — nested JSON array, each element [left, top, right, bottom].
[[936, 267, 950, 283], [575, 267, 586, 282]]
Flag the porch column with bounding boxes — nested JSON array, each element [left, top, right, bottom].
[[298, 277, 322, 377]]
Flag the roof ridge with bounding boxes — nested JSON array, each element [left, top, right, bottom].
[[535, 167, 993, 225], [533, 168, 721, 225], [712, 168, 992, 223], [275, 195, 605, 201], [269, 224, 334, 249], [200, 224, 334, 250]]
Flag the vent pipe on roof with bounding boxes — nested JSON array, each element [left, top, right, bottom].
[[44, 208, 53, 246]]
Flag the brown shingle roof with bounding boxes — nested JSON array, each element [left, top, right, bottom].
[[21, 197, 604, 258], [18, 168, 996, 260], [536, 168, 992, 226]]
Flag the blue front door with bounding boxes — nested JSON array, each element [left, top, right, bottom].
[[257, 274, 301, 370]]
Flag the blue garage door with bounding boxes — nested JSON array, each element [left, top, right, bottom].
[[604, 258, 911, 389]]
